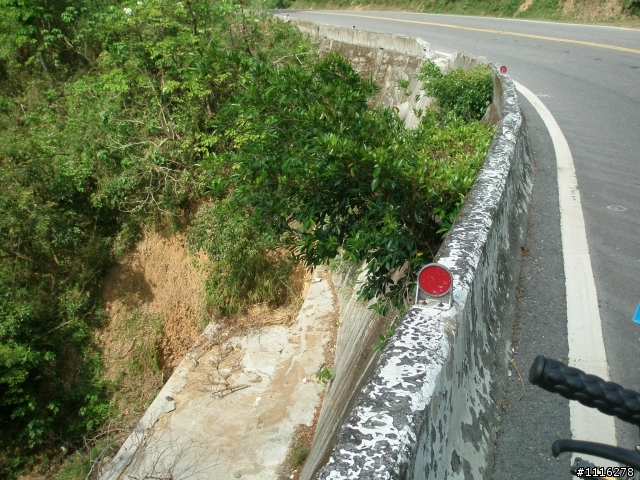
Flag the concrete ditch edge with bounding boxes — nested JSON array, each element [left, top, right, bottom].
[[289, 21, 534, 480]]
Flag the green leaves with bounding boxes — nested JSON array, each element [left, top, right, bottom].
[[418, 60, 493, 122], [0, 1, 495, 474], [188, 200, 297, 315], [621, 0, 640, 14], [316, 367, 333, 384], [205, 52, 494, 313], [371, 165, 381, 191]]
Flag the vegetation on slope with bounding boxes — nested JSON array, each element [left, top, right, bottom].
[[287, 0, 640, 23], [0, 0, 493, 476], [194, 56, 494, 307]]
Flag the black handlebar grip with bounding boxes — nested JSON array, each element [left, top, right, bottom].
[[529, 355, 640, 427], [553, 440, 640, 470]]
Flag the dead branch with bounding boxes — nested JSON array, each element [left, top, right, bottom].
[[63, 37, 92, 64], [126, 429, 222, 480], [109, 138, 171, 151], [509, 357, 526, 401], [1, 247, 36, 264], [273, 50, 313, 66], [212, 384, 249, 399]]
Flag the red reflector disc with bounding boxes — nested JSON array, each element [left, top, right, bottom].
[[500, 65, 507, 74], [419, 264, 452, 296]]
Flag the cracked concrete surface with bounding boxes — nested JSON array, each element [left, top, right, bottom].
[[100, 267, 337, 480]]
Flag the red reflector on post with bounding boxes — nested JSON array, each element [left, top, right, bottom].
[[418, 264, 452, 297]]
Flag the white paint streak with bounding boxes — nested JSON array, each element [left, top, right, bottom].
[[514, 81, 617, 461], [307, 31, 529, 477]]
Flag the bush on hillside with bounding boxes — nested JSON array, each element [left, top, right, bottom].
[[418, 60, 493, 122], [622, 0, 640, 14], [200, 52, 494, 311]]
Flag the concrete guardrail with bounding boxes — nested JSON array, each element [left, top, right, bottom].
[[285, 19, 534, 480]]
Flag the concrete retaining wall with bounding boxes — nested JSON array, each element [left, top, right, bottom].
[[292, 19, 452, 129], [301, 262, 396, 480], [304, 258, 418, 479], [288, 20, 533, 479]]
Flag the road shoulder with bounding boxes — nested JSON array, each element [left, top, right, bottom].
[[490, 93, 572, 479]]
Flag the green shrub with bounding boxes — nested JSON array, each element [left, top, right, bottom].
[[418, 60, 493, 122], [291, 444, 309, 467], [188, 201, 297, 316], [316, 367, 334, 384], [621, 0, 640, 14], [206, 51, 494, 311], [410, 112, 495, 234]]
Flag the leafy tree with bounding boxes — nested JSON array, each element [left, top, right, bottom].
[[0, 0, 96, 75], [0, 0, 493, 475], [204, 53, 494, 310], [0, 114, 114, 474]]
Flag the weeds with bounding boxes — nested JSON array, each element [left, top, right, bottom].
[[316, 367, 334, 384], [291, 444, 310, 467], [418, 61, 493, 122], [374, 324, 397, 352], [187, 201, 298, 316]]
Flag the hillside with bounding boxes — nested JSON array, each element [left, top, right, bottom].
[[0, 0, 496, 477], [287, 0, 640, 26]]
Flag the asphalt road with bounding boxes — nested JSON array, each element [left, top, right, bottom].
[[281, 9, 640, 478]]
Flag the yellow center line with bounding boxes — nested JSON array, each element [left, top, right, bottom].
[[316, 12, 640, 55]]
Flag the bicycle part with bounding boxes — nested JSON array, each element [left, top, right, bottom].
[[553, 439, 640, 470], [529, 356, 640, 427]]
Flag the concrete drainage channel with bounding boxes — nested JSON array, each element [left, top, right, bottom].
[[101, 19, 533, 480], [100, 267, 339, 480]]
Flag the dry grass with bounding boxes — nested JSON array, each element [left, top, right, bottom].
[[42, 228, 316, 480]]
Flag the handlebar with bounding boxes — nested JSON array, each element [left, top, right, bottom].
[[553, 439, 640, 470], [529, 355, 640, 428]]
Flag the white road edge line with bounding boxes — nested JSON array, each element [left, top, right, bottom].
[[514, 81, 618, 462]]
